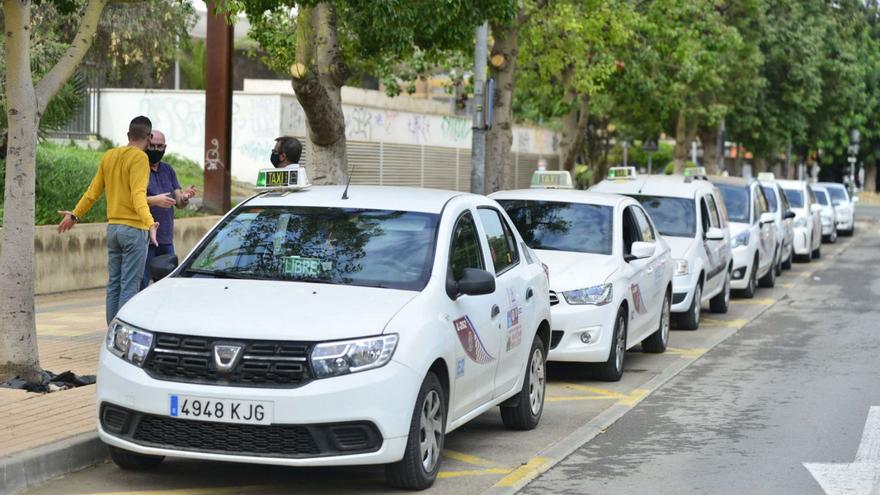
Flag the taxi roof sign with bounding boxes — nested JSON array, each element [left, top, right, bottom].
[[256, 166, 311, 191], [757, 172, 776, 181], [607, 166, 638, 180], [683, 166, 708, 178], [530, 170, 574, 189]]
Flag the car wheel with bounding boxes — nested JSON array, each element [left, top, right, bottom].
[[676, 283, 700, 331], [500, 334, 546, 430], [386, 372, 446, 490], [812, 244, 821, 259], [782, 246, 793, 270], [829, 226, 838, 243], [710, 270, 730, 313], [108, 446, 164, 470], [739, 257, 758, 298], [774, 246, 783, 276], [643, 292, 670, 353], [593, 308, 627, 382], [759, 253, 776, 288]]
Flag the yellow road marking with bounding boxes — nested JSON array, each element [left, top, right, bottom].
[[439, 467, 513, 479], [799, 271, 813, 277], [545, 395, 620, 403], [730, 298, 776, 305], [443, 449, 504, 467], [665, 347, 707, 358], [617, 388, 650, 406], [494, 456, 552, 487], [779, 283, 794, 288], [557, 383, 627, 399], [701, 318, 749, 330], [87, 487, 274, 495]]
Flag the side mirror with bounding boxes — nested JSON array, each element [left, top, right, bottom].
[[446, 268, 496, 299], [784, 210, 796, 220], [810, 203, 822, 213], [760, 212, 775, 225], [150, 254, 178, 282], [628, 241, 656, 261], [705, 227, 725, 241]]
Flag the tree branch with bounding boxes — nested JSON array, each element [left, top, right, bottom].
[[516, 0, 548, 29], [34, 0, 108, 114]]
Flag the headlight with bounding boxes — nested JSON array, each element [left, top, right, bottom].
[[106, 320, 154, 367], [730, 231, 750, 248], [311, 334, 398, 378], [673, 259, 689, 277], [562, 283, 613, 306], [795, 217, 808, 228]]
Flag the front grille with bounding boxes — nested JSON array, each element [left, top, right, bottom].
[[549, 291, 560, 306], [143, 332, 312, 388], [101, 403, 382, 458], [550, 330, 564, 349]]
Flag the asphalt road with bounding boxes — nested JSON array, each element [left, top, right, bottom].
[[524, 206, 880, 495], [24, 207, 879, 495]]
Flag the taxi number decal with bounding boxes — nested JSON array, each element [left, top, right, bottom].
[[631, 283, 646, 315], [453, 316, 495, 364], [506, 307, 522, 351]]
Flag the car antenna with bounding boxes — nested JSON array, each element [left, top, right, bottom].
[[341, 159, 357, 200]]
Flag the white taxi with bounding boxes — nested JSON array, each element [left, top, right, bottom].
[[96, 167, 551, 490], [592, 168, 733, 330], [778, 179, 823, 261], [812, 185, 838, 243], [817, 181, 857, 236], [491, 170, 673, 382]]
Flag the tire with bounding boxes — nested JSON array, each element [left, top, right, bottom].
[[739, 257, 758, 298], [812, 244, 821, 259], [500, 335, 546, 430], [676, 282, 701, 331], [108, 446, 164, 470], [386, 373, 446, 490], [774, 246, 783, 276], [782, 246, 793, 270], [643, 292, 670, 353], [829, 227, 838, 243], [710, 270, 731, 313], [593, 308, 627, 382], [759, 253, 776, 288]]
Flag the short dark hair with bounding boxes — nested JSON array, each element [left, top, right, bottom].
[[129, 116, 152, 140], [275, 136, 302, 164]]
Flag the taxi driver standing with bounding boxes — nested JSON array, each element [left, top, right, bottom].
[[58, 116, 158, 325], [272, 136, 302, 168], [140, 130, 197, 290]]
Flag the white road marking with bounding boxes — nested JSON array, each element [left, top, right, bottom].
[[804, 406, 880, 495]]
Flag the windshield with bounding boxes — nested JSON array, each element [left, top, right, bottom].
[[497, 199, 613, 255], [630, 195, 695, 237], [815, 190, 829, 205], [716, 184, 751, 223], [184, 206, 439, 291], [761, 186, 778, 212], [827, 186, 849, 205], [783, 188, 804, 208]]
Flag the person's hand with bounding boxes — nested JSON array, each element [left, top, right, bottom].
[[183, 185, 197, 200], [148, 194, 176, 208], [57, 211, 77, 233], [149, 223, 159, 246]]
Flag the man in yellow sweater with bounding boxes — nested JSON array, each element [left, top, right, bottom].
[[57, 116, 160, 325]]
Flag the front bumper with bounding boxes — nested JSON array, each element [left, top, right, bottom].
[[821, 217, 834, 236], [547, 299, 618, 363], [671, 271, 700, 313], [835, 213, 854, 231], [97, 346, 419, 466], [730, 246, 753, 290], [792, 227, 811, 255]]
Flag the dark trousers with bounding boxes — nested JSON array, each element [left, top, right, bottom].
[[141, 243, 175, 290]]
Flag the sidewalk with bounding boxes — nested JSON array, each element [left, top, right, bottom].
[[1, 289, 107, 495]]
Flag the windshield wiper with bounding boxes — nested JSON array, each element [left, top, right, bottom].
[[530, 244, 565, 252], [184, 268, 272, 280]]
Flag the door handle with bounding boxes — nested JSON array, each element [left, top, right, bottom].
[[526, 288, 534, 300], [491, 305, 500, 318]]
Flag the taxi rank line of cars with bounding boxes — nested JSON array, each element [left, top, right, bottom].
[[95, 164, 857, 490]]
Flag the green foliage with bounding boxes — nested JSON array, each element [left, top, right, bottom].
[[178, 39, 207, 90]]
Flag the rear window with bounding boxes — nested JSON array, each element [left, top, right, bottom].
[[716, 184, 751, 223], [815, 190, 829, 205], [497, 199, 613, 255], [630, 195, 696, 238], [783, 188, 804, 208], [761, 186, 778, 212]]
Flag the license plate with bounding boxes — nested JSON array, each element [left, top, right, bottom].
[[169, 395, 273, 425]]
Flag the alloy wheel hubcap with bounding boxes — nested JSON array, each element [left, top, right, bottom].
[[419, 390, 443, 472], [615, 316, 625, 372], [662, 296, 670, 344], [693, 286, 701, 323], [724, 274, 731, 305], [528, 348, 545, 415]]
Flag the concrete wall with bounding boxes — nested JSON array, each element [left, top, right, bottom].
[[29, 216, 221, 295]]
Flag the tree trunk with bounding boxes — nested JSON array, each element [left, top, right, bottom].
[[1, 0, 106, 383], [698, 126, 719, 175], [752, 156, 766, 175], [560, 92, 591, 173], [864, 162, 877, 193], [672, 110, 690, 174], [290, 2, 347, 185], [485, 19, 519, 193]]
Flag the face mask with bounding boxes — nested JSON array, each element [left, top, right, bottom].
[[270, 151, 282, 167], [146, 149, 165, 164]]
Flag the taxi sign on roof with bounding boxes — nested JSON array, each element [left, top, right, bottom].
[[683, 166, 708, 178], [531, 170, 574, 189], [757, 172, 775, 181], [256, 166, 311, 191], [607, 166, 638, 179]]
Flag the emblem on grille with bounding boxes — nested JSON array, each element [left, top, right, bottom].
[[213, 344, 243, 372]]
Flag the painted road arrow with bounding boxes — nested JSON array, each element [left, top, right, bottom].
[[804, 407, 880, 495]]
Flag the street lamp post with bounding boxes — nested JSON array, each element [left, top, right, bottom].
[[642, 138, 659, 174], [848, 129, 860, 193]]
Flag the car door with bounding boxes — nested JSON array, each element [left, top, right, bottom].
[[446, 209, 505, 419], [807, 185, 821, 249], [624, 205, 659, 340], [754, 185, 774, 273], [474, 206, 533, 398], [702, 193, 726, 295]]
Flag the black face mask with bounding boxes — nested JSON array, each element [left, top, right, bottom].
[[146, 149, 165, 164], [270, 151, 282, 167]]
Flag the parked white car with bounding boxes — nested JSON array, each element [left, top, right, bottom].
[[758, 173, 796, 272], [591, 171, 732, 330], [817, 181, 857, 236], [710, 176, 779, 297], [97, 168, 551, 490], [492, 181, 673, 382], [778, 179, 823, 261], [812, 185, 838, 243]]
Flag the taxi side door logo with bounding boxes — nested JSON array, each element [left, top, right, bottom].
[[454, 316, 495, 364], [214, 344, 243, 372]]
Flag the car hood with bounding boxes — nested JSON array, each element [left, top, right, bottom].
[[662, 236, 696, 259], [535, 250, 619, 291], [117, 278, 418, 341]]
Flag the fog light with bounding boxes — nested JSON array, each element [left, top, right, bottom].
[[580, 327, 599, 344], [732, 268, 745, 280]]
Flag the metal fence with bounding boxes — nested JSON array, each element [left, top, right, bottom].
[[48, 88, 100, 138]]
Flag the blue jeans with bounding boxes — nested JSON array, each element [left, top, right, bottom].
[[106, 224, 148, 325], [141, 243, 175, 290]]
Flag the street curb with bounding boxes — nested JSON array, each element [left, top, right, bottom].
[[481, 232, 859, 495], [0, 433, 107, 495]]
